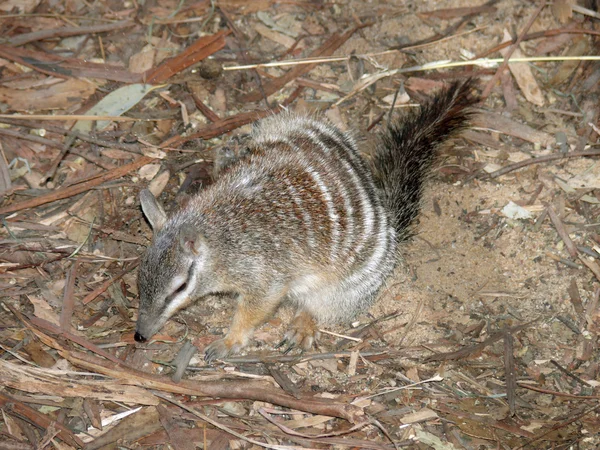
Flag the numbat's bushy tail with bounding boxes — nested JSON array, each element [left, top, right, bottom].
[[372, 78, 478, 240], [135, 79, 478, 363]]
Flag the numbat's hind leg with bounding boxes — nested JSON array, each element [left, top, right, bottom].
[[279, 309, 320, 353]]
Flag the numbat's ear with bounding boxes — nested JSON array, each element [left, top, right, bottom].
[[178, 223, 207, 255], [140, 189, 167, 232]]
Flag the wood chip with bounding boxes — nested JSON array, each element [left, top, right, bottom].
[[400, 407, 438, 424], [254, 23, 296, 48]]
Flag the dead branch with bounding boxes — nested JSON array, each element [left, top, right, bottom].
[[0, 156, 154, 215]]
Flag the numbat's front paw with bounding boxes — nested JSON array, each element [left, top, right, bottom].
[[279, 311, 320, 353], [204, 338, 244, 363]]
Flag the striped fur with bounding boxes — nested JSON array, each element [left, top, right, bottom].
[[136, 80, 477, 361]]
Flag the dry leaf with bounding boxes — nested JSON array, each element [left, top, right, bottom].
[[27, 294, 60, 326], [101, 149, 137, 160], [500, 30, 544, 106], [23, 341, 57, 368], [0, 79, 96, 111], [148, 170, 170, 196], [254, 23, 296, 48], [551, 0, 575, 23], [309, 358, 338, 373], [139, 164, 161, 181], [0, 154, 10, 196], [129, 44, 157, 74], [141, 147, 167, 159], [401, 407, 439, 424], [548, 37, 590, 86], [0, 0, 40, 13]]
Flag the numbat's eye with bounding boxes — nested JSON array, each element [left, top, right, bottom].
[[174, 282, 187, 295]]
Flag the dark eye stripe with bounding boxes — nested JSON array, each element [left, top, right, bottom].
[[164, 263, 197, 308], [171, 263, 196, 296], [174, 282, 187, 294]]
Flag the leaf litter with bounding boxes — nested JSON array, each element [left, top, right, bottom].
[[0, 0, 599, 449]]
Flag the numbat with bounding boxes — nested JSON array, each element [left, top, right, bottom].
[[134, 80, 478, 362]]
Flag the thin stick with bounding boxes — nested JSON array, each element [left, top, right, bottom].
[[485, 150, 600, 178], [359, 375, 444, 400], [0, 114, 137, 121], [153, 391, 318, 450], [474, 28, 600, 60], [401, 25, 489, 51], [516, 404, 600, 450], [481, 1, 546, 99], [0, 156, 154, 215], [547, 207, 578, 258], [8, 20, 134, 46], [318, 329, 362, 342], [82, 260, 140, 305], [240, 24, 367, 103], [59, 259, 81, 332], [572, 4, 600, 19], [223, 55, 600, 72]]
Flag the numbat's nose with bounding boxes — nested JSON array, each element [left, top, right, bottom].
[[134, 332, 147, 343]]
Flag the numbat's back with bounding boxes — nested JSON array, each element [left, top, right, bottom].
[[135, 79, 478, 362]]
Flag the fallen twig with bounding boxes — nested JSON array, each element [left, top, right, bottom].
[[0, 156, 154, 215], [240, 24, 368, 103], [159, 110, 274, 148], [395, 0, 500, 50], [424, 320, 538, 362], [20, 316, 368, 424], [156, 392, 318, 450], [484, 150, 600, 179], [64, 348, 367, 424], [547, 206, 578, 258], [0, 45, 141, 83], [82, 260, 140, 305], [516, 404, 600, 450], [481, 0, 545, 99], [8, 20, 134, 46]]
